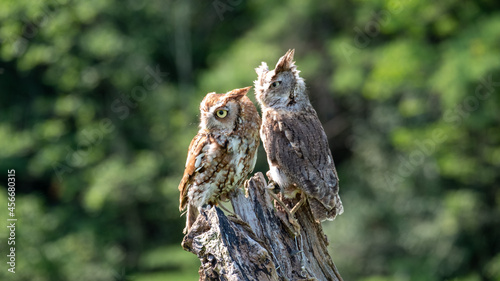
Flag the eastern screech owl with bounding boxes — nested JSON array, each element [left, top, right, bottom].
[[254, 49, 343, 222], [178, 87, 261, 233]]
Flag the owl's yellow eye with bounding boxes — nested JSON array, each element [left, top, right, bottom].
[[216, 109, 228, 118], [271, 81, 282, 88]]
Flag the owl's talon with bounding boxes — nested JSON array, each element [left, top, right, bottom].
[[265, 171, 281, 194], [265, 180, 281, 194], [267, 190, 301, 236], [290, 192, 306, 215], [271, 184, 281, 194], [200, 204, 212, 211]]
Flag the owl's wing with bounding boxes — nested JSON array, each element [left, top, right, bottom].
[[265, 110, 339, 208], [178, 133, 208, 212]]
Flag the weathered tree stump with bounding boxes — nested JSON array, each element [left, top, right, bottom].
[[181, 172, 343, 281]]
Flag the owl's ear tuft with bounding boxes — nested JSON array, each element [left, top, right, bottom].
[[226, 86, 251, 99], [275, 49, 295, 73]]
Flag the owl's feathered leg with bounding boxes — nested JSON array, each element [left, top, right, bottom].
[[265, 180, 301, 235], [265, 172, 281, 194], [290, 192, 306, 215], [183, 204, 199, 234]]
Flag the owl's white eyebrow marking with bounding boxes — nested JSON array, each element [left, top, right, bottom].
[[209, 102, 227, 114]]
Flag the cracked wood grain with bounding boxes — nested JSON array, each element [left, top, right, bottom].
[[182, 172, 343, 281]]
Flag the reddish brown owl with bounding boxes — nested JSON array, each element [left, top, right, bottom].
[[178, 87, 261, 233], [254, 49, 343, 222]]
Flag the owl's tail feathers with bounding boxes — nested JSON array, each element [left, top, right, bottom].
[[309, 194, 344, 222], [183, 204, 199, 234]]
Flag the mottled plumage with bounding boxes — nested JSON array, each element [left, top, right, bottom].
[[178, 87, 261, 233], [254, 49, 343, 222]]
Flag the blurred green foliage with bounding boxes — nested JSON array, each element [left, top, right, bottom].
[[0, 0, 499, 280]]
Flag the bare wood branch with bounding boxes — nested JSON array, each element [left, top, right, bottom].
[[182, 172, 343, 281]]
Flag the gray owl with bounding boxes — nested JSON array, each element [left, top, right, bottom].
[[254, 49, 343, 222]]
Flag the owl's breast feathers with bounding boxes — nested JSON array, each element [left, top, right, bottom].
[[178, 130, 259, 211], [262, 108, 340, 210]]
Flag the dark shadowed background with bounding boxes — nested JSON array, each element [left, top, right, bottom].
[[1, 0, 500, 280]]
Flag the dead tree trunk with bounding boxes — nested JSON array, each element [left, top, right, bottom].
[[182, 172, 343, 281]]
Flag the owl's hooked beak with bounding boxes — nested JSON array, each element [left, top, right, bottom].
[[275, 49, 295, 73]]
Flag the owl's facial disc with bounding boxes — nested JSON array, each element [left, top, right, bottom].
[[204, 101, 239, 133], [259, 71, 297, 108]]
